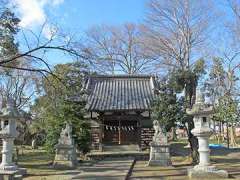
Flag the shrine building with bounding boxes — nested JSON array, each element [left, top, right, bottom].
[[84, 75, 158, 151]]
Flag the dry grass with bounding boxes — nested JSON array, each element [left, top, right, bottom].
[[17, 147, 81, 180], [130, 142, 240, 180], [15, 143, 240, 180]]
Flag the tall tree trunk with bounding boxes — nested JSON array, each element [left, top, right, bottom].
[[230, 123, 237, 147], [184, 84, 199, 164], [187, 118, 199, 164], [222, 121, 225, 142], [227, 122, 230, 148], [213, 120, 216, 132], [219, 121, 222, 135], [171, 127, 177, 141]]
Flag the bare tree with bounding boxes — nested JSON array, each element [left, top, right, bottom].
[[223, 0, 240, 76], [81, 23, 157, 74], [0, 60, 39, 109], [211, 0, 240, 98], [0, 2, 86, 78], [142, 0, 213, 71], [142, 0, 215, 163], [227, 0, 240, 42], [1, 27, 85, 77], [204, 0, 240, 148]]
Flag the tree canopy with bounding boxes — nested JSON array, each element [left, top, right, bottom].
[[31, 62, 90, 153]]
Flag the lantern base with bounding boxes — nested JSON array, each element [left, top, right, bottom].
[[188, 165, 228, 179], [0, 163, 17, 171], [0, 167, 27, 179]]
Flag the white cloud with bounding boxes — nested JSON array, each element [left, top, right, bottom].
[[12, 0, 64, 28], [52, 0, 64, 6], [42, 23, 58, 40], [14, 0, 45, 27]]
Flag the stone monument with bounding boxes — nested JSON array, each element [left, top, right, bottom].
[[0, 98, 27, 178], [186, 88, 228, 179], [148, 120, 171, 166], [53, 122, 78, 169]]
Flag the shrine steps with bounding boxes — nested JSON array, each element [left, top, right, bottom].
[[103, 144, 139, 152], [86, 145, 149, 161]]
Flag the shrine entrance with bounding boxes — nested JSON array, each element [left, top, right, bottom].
[[85, 75, 157, 151], [103, 120, 139, 145]]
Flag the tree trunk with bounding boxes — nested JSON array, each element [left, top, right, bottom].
[[171, 127, 177, 141], [219, 121, 222, 135], [189, 133, 199, 164], [213, 120, 216, 133], [184, 83, 199, 164], [222, 121, 225, 142], [227, 122, 230, 148], [218, 121, 221, 144], [187, 118, 199, 164], [230, 123, 237, 147]]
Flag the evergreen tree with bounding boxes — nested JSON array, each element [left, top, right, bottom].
[[165, 58, 206, 163], [31, 62, 90, 153], [151, 83, 184, 135], [205, 58, 240, 147], [0, 5, 20, 68]]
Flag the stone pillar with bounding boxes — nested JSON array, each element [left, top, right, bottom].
[[186, 88, 228, 179], [198, 136, 210, 166], [1, 138, 14, 169], [148, 120, 171, 166]]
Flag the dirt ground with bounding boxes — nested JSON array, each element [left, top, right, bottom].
[[130, 142, 240, 180], [19, 143, 240, 180]]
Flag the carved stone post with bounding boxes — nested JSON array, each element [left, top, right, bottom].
[[53, 122, 78, 169], [148, 120, 171, 166]]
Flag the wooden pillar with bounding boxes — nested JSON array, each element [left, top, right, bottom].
[[118, 120, 121, 144], [138, 119, 142, 151], [99, 114, 103, 151]]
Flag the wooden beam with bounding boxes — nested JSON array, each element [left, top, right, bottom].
[[138, 119, 142, 151]]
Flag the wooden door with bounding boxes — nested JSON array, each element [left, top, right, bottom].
[[103, 120, 138, 145], [120, 120, 138, 144], [103, 121, 119, 144]]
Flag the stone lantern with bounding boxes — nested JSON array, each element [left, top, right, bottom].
[[186, 88, 228, 179], [0, 98, 26, 175]]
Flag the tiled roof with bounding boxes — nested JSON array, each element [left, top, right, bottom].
[[85, 75, 157, 111]]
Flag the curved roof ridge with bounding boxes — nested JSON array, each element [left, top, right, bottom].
[[89, 74, 155, 78], [85, 74, 158, 112]]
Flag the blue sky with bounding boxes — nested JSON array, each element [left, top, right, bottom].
[[53, 0, 147, 30], [11, 0, 240, 70], [12, 0, 147, 65]]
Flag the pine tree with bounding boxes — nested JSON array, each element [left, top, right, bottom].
[[0, 6, 20, 66]]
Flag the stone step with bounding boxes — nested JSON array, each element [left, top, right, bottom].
[[103, 144, 139, 152], [14, 174, 23, 180]]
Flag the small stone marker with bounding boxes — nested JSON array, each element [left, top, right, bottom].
[[186, 88, 228, 179], [31, 139, 37, 149], [53, 122, 78, 169], [148, 120, 171, 166]]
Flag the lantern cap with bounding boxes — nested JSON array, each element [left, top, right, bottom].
[[186, 88, 213, 116], [0, 98, 20, 119]]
